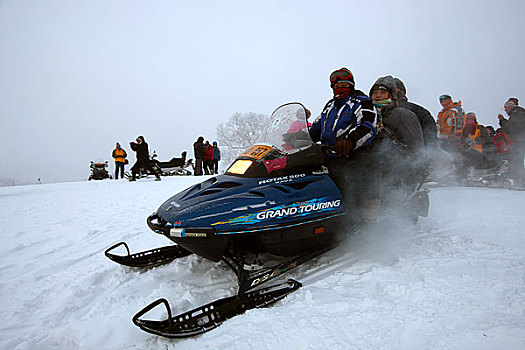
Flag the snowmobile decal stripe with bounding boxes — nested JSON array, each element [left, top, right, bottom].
[[215, 213, 343, 235], [210, 197, 341, 227]]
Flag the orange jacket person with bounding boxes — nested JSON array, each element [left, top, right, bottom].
[[112, 142, 127, 179], [437, 94, 466, 139]]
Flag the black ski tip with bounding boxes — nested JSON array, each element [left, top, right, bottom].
[[104, 241, 192, 268]]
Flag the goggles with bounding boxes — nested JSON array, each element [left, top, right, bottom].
[[439, 95, 451, 101], [330, 69, 354, 86]]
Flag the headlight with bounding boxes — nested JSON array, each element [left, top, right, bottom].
[[226, 159, 253, 175], [169, 228, 185, 237]]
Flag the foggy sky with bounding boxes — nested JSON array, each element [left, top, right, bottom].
[[1, 0, 524, 184]]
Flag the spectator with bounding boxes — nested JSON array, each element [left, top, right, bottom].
[[394, 78, 437, 158], [436, 94, 466, 141], [500, 98, 525, 187], [459, 112, 487, 169], [111, 142, 127, 179], [203, 141, 214, 175], [193, 136, 204, 176], [212, 141, 221, 174], [129, 136, 161, 181]]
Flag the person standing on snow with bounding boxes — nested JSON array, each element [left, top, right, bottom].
[[212, 141, 221, 174], [129, 136, 161, 181], [203, 141, 214, 175], [499, 98, 525, 187], [193, 136, 204, 176], [112, 142, 128, 180], [309, 67, 380, 222]]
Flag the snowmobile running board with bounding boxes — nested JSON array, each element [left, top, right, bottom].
[[104, 242, 192, 268], [132, 279, 301, 338]]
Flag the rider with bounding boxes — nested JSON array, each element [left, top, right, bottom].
[[283, 108, 312, 150], [369, 75, 425, 192], [309, 67, 380, 221]]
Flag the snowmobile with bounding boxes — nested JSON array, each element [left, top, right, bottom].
[[123, 154, 162, 180], [462, 159, 513, 188], [151, 151, 194, 176], [88, 159, 112, 180], [105, 102, 429, 338]]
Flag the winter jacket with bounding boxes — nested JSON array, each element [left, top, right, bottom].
[[461, 124, 483, 153], [213, 146, 221, 160], [130, 138, 150, 163], [112, 148, 127, 163], [204, 144, 214, 161], [309, 89, 377, 150], [380, 102, 425, 158], [397, 99, 437, 149], [437, 101, 465, 138], [193, 140, 204, 159], [504, 106, 525, 144]]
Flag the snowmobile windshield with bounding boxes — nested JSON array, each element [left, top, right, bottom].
[[258, 102, 314, 154], [94, 158, 107, 167]]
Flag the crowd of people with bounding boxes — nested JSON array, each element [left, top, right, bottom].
[[192, 136, 221, 176], [434, 95, 524, 185], [108, 136, 222, 181], [308, 67, 524, 220]]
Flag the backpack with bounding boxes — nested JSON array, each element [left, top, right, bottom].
[[493, 132, 513, 154]]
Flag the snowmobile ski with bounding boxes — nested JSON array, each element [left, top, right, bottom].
[[224, 243, 338, 295], [104, 242, 192, 268], [132, 279, 301, 338]]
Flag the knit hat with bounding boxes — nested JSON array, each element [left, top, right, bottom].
[[439, 94, 452, 102], [504, 98, 518, 109], [466, 112, 477, 122]]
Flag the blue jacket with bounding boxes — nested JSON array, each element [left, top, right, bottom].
[[213, 146, 221, 160], [309, 90, 377, 150]]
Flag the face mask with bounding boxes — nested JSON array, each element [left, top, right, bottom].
[[333, 86, 351, 99]]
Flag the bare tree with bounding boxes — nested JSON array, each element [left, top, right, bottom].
[[0, 176, 16, 186], [216, 112, 272, 168]]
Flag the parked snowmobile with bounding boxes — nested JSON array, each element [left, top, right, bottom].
[[428, 139, 513, 188], [151, 151, 194, 176], [123, 153, 161, 180], [463, 159, 512, 188], [88, 159, 112, 180], [105, 102, 429, 338]]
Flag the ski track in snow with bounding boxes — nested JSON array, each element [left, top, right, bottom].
[[1, 178, 525, 350]]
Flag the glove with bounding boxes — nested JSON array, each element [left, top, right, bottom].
[[335, 139, 353, 156]]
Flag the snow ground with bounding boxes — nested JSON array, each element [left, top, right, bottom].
[[1, 177, 525, 350]]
